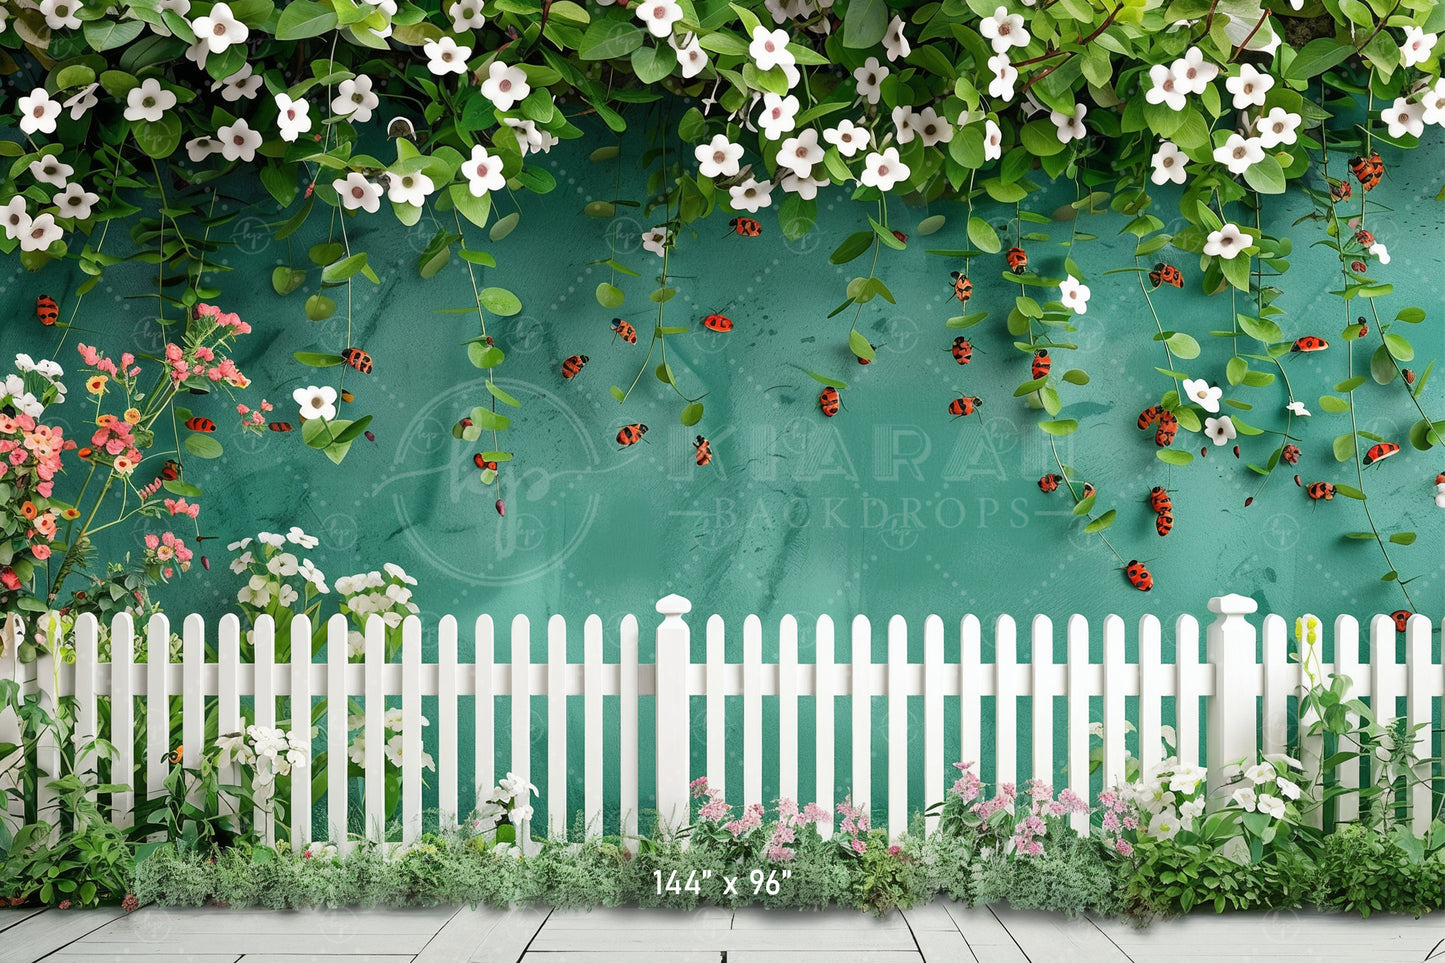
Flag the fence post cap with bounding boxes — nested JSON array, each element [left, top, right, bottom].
[[1207, 593, 1258, 616], [656, 594, 692, 618]]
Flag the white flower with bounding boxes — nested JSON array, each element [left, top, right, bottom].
[[1369, 241, 1390, 264], [54, 182, 98, 221], [1225, 63, 1273, 109], [749, 25, 794, 71], [383, 562, 417, 585], [641, 226, 668, 256], [1382, 97, 1425, 139], [286, 526, 319, 549], [861, 147, 910, 191], [448, 0, 485, 30], [1171, 47, 1218, 96], [1179, 798, 1204, 823], [17, 89, 61, 136], [268, 552, 300, 577], [348, 730, 367, 766], [216, 118, 262, 162], [275, 93, 312, 143], [215, 63, 262, 102], [229, 551, 253, 575], [1146, 64, 1186, 112], [38, 0, 81, 30], [1149, 140, 1187, 186], [277, 583, 299, 607], [1231, 786, 1258, 811], [293, 385, 338, 422], [1400, 27, 1438, 68], [980, 6, 1029, 55], [1, 199, 29, 242], [1257, 793, 1285, 819], [1419, 79, 1445, 126], [215, 732, 252, 769], [462, 145, 506, 197], [1286, 400, 1310, 417], [1087, 721, 1105, 738], [18, 214, 62, 253], [891, 105, 917, 144], [481, 61, 530, 112], [1276, 776, 1301, 800], [756, 92, 799, 140], [193, 2, 249, 55], [1203, 222, 1247, 259], [694, 134, 743, 177], [1204, 415, 1237, 446], [425, 36, 472, 76], [1051, 103, 1087, 143], [258, 532, 286, 548], [29, 157, 72, 189], [987, 53, 1018, 101], [62, 83, 98, 121], [670, 32, 709, 78], [636, 0, 683, 38], [776, 127, 823, 177], [125, 78, 177, 123], [503, 117, 556, 156], [728, 176, 773, 213], [853, 57, 888, 105], [332, 75, 380, 123], [387, 170, 435, 207], [1181, 378, 1221, 413], [883, 16, 910, 61], [346, 630, 366, 658], [1148, 807, 1182, 839], [1255, 107, 1300, 148], [1058, 274, 1091, 314], [914, 106, 953, 147], [186, 136, 221, 163], [823, 119, 867, 158], [779, 170, 825, 200], [983, 119, 1003, 161], [298, 559, 328, 592], [185, 39, 211, 69], [1213, 133, 1264, 174]]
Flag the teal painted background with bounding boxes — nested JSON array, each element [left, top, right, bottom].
[[3, 120, 1442, 831]]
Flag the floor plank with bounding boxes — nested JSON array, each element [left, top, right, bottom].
[[521, 955, 719, 962], [64, 934, 429, 955], [414, 905, 550, 963], [1, 908, 125, 962], [902, 902, 962, 932], [938, 903, 1028, 962], [989, 907, 1133, 963], [0, 908, 47, 934], [544, 907, 731, 929], [528, 929, 917, 952], [727, 954, 921, 963], [903, 903, 978, 962], [729, 907, 910, 931], [100, 906, 455, 936], [237, 957, 416, 963], [42, 955, 239, 963]]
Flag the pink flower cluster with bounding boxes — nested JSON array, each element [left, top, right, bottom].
[[236, 399, 273, 429], [144, 531, 194, 578], [164, 342, 247, 388], [951, 760, 983, 803], [163, 497, 199, 519], [764, 795, 829, 862], [195, 302, 252, 334], [92, 415, 140, 460], [76, 343, 141, 379], [0, 412, 71, 498], [1095, 790, 1135, 856], [687, 778, 832, 863]]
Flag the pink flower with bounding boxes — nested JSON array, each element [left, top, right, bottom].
[[887, 845, 900, 856], [800, 803, 830, 824], [699, 797, 730, 821], [767, 845, 795, 861], [77, 343, 101, 366], [1123, 816, 1138, 830], [851, 839, 866, 854], [165, 343, 184, 362], [31, 543, 51, 561], [0, 567, 20, 590], [1114, 839, 1134, 856], [145, 534, 160, 549], [689, 776, 709, 797], [1102, 810, 1120, 831]]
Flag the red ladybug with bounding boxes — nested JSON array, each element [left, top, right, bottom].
[[1353, 316, 1368, 337], [950, 337, 974, 365], [891, 230, 908, 244], [1149, 263, 1183, 288], [1330, 179, 1352, 202], [1154, 411, 1178, 447], [1005, 246, 1028, 275], [1031, 349, 1051, 381], [269, 421, 293, 432], [473, 454, 498, 471], [1125, 560, 1153, 592], [1348, 152, 1383, 192], [35, 295, 58, 326], [561, 354, 589, 379], [184, 417, 216, 432], [1038, 473, 1061, 493], [948, 396, 982, 417], [1391, 610, 1411, 632], [160, 459, 181, 481], [1137, 405, 1164, 430], [341, 347, 373, 374], [1155, 511, 1174, 537], [611, 318, 637, 344], [1148, 486, 1172, 514], [1081, 482, 1096, 500], [1404, 368, 1416, 385], [617, 423, 648, 447], [1281, 444, 1300, 465], [728, 217, 762, 237], [950, 272, 972, 303], [1307, 481, 1336, 500], [819, 386, 840, 417], [693, 435, 712, 466], [1354, 229, 1375, 247], [1362, 442, 1399, 466], [1291, 337, 1328, 353], [703, 314, 734, 332]]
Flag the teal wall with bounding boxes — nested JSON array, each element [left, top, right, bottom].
[[3, 121, 1442, 830]]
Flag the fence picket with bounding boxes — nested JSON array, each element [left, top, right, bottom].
[[960, 616, 982, 776], [743, 615, 762, 809], [254, 617, 277, 846], [887, 616, 908, 838], [583, 615, 603, 836], [1262, 615, 1290, 758], [182, 615, 205, 815], [705, 615, 725, 803], [1370, 613, 1401, 812], [1333, 615, 1361, 824], [438, 616, 459, 827], [1066, 614, 1089, 836], [547, 615, 567, 836], [995, 616, 1018, 789], [73, 615, 99, 802], [923, 615, 944, 833], [1138, 615, 1163, 776], [509, 615, 531, 843], [290, 615, 313, 848], [1176, 615, 1202, 769], [218, 615, 242, 827], [325, 614, 349, 850], [110, 615, 135, 829], [1406, 615, 1432, 836], [0, 616, 22, 829], [850, 615, 871, 824], [474, 615, 495, 819], [815, 616, 835, 839], [779, 615, 798, 806], [1029, 616, 1052, 792], [1102, 615, 1126, 789], [145, 614, 171, 837], [363, 613, 386, 844], [619, 614, 639, 846], [402, 615, 423, 845]]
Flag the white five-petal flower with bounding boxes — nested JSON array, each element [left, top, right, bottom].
[[424, 36, 472, 76], [1059, 275, 1091, 314], [18, 213, 62, 252], [1255, 107, 1300, 148], [980, 6, 1030, 55], [1382, 97, 1425, 139], [481, 62, 530, 111], [125, 78, 177, 123], [670, 32, 709, 78], [1204, 415, 1237, 445], [293, 385, 338, 422], [1213, 133, 1264, 175], [1399, 27, 1438, 68], [1051, 104, 1087, 143], [332, 75, 380, 123], [62, 83, 99, 121], [983, 119, 1003, 161], [728, 176, 774, 213], [17, 89, 61, 136], [636, 0, 683, 38], [641, 226, 668, 256], [275, 93, 313, 142], [756, 92, 799, 140], [1151, 140, 1188, 186], [38, 0, 81, 30], [29, 157, 73, 188], [1182, 378, 1222, 413], [776, 127, 823, 177], [387, 171, 435, 207], [1203, 222, 1247, 259], [334, 173, 382, 212], [192, 2, 249, 55], [694, 134, 743, 178], [462, 145, 506, 197], [853, 57, 888, 105], [1225, 63, 1273, 109], [883, 16, 911, 61], [988, 53, 1018, 101], [1171, 47, 1219, 96], [55, 182, 99, 220], [750, 26, 795, 71], [823, 119, 868, 158], [216, 118, 263, 162], [448, 0, 485, 31], [1146, 64, 1186, 112], [860, 147, 910, 192]]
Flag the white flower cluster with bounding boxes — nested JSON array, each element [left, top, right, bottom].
[[338, 562, 420, 634], [5, 354, 65, 418], [1228, 757, 1302, 820], [1114, 757, 1209, 840], [474, 771, 539, 829], [215, 724, 309, 788], [231, 528, 328, 609], [345, 707, 436, 771]]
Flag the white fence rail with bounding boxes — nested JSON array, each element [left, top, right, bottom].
[[0, 593, 1438, 850]]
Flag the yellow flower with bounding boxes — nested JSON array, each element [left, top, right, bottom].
[[123, 408, 141, 424], [86, 375, 107, 396], [113, 455, 135, 475]]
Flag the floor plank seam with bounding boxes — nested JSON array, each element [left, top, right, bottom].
[[514, 906, 554, 962], [28, 911, 121, 963], [408, 905, 465, 961], [985, 904, 1032, 963], [899, 908, 926, 961], [1084, 913, 1138, 963]]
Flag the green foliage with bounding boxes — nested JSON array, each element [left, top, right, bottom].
[[970, 833, 1126, 918]]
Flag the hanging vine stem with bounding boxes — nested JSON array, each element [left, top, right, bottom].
[[453, 210, 501, 462], [844, 198, 886, 347], [1243, 199, 1299, 508]]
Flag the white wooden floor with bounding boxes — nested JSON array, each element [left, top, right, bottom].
[[3, 902, 1444, 963]]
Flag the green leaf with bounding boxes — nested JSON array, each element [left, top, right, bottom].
[[489, 211, 520, 241], [778, 195, 816, 241], [609, 385, 626, 402], [1384, 333, 1414, 361], [649, 287, 677, 303], [680, 402, 704, 426], [1236, 314, 1282, 344], [132, 114, 182, 159], [1038, 419, 1078, 436], [805, 370, 848, 389], [631, 43, 677, 84], [293, 351, 344, 367], [304, 294, 336, 321], [162, 480, 203, 498], [1241, 154, 1285, 195], [1317, 395, 1349, 414], [1389, 532, 1417, 545], [479, 287, 522, 316], [1335, 483, 1366, 500], [1396, 306, 1425, 323], [467, 344, 505, 369], [830, 231, 874, 265], [321, 253, 369, 282], [868, 217, 905, 250], [842, 0, 887, 48], [1062, 369, 1089, 385], [1165, 333, 1201, 359], [1333, 432, 1356, 462], [1157, 449, 1194, 465], [276, 0, 339, 39], [849, 330, 875, 362], [486, 382, 521, 407], [596, 282, 625, 309], [272, 267, 306, 296], [917, 215, 945, 236], [578, 18, 644, 60], [471, 409, 511, 431], [1286, 38, 1352, 81], [332, 415, 373, 444], [1336, 376, 1367, 393], [1019, 120, 1066, 157], [184, 434, 223, 459], [1072, 494, 1096, 516], [967, 216, 1001, 254], [84, 19, 144, 51], [1083, 510, 1116, 534], [1370, 345, 1396, 385]]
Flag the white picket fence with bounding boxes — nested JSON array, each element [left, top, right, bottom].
[[0, 594, 1438, 851]]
